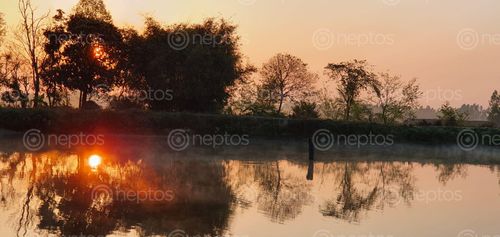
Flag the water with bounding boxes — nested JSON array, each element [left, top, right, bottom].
[[0, 138, 499, 237]]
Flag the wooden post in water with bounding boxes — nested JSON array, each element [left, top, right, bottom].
[[307, 138, 315, 180], [308, 138, 315, 161]]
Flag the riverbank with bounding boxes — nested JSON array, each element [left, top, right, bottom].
[[0, 108, 499, 147]]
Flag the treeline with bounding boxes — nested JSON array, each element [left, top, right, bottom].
[[0, 0, 499, 127]]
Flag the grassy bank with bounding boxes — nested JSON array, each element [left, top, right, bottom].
[[0, 108, 499, 146]]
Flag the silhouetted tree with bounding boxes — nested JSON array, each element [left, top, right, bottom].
[[0, 53, 30, 108], [15, 0, 49, 107], [488, 90, 500, 125], [260, 53, 318, 114], [438, 102, 468, 126], [73, 0, 112, 23], [125, 17, 253, 113], [373, 72, 421, 124], [458, 104, 488, 121], [325, 60, 380, 121], [227, 80, 281, 116], [40, 10, 71, 107], [42, 2, 123, 109]]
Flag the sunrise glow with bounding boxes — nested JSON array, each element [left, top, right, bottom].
[[88, 154, 102, 169]]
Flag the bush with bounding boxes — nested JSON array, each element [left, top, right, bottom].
[[291, 101, 319, 119]]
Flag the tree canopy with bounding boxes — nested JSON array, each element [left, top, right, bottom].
[[325, 60, 380, 120], [73, 0, 113, 23], [125, 18, 253, 113]]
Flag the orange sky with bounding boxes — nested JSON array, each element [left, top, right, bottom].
[[2, 0, 500, 107]]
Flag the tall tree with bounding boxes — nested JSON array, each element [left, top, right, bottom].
[[126, 17, 253, 113], [15, 0, 49, 107], [325, 60, 380, 121], [374, 72, 421, 124], [260, 53, 318, 114], [43, 1, 123, 108], [488, 90, 500, 125]]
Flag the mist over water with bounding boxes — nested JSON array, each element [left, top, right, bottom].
[[0, 137, 499, 237]]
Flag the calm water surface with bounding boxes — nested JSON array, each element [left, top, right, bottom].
[[0, 138, 499, 237]]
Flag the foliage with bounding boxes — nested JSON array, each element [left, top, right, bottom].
[[373, 72, 422, 124], [0, 12, 5, 43], [291, 101, 320, 119], [260, 53, 318, 114], [325, 60, 380, 121], [488, 90, 500, 125], [458, 104, 488, 121], [2, 109, 500, 148], [0, 53, 30, 108], [42, 3, 123, 108], [437, 102, 468, 126], [350, 102, 375, 122], [125, 18, 254, 113], [73, 0, 112, 23]]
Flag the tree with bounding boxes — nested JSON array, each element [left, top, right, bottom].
[[438, 102, 468, 126], [260, 53, 318, 114], [43, 1, 123, 108], [325, 60, 380, 121], [15, 0, 49, 107], [374, 72, 422, 124], [458, 104, 487, 121], [226, 80, 280, 116], [0, 53, 30, 108], [73, 0, 112, 23], [0, 13, 6, 43], [41, 10, 71, 107], [488, 90, 500, 125], [126, 17, 253, 113]]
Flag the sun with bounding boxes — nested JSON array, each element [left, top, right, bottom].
[[88, 155, 102, 169], [93, 45, 104, 58]]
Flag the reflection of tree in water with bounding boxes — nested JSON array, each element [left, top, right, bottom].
[[224, 160, 313, 224], [488, 165, 500, 186], [2, 149, 496, 235], [0, 151, 235, 237], [319, 162, 416, 223], [254, 161, 313, 223], [433, 163, 468, 185]]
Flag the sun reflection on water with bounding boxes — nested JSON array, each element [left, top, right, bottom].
[[88, 154, 102, 169]]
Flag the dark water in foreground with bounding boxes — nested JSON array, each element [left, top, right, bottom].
[[0, 138, 499, 237]]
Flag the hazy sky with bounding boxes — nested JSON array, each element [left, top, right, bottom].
[[2, 0, 500, 107]]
